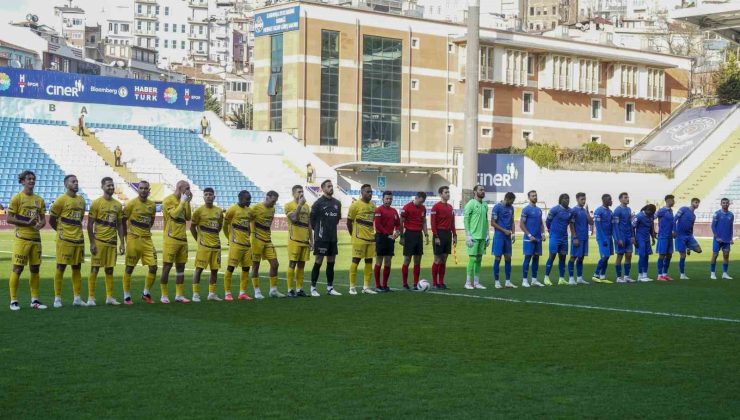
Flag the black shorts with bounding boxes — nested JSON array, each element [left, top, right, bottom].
[[313, 241, 338, 257], [433, 230, 453, 255], [403, 231, 424, 257], [375, 233, 396, 257]]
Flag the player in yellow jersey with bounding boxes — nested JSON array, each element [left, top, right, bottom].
[[86, 177, 125, 306], [347, 184, 378, 295], [49, 175, 87, 308], [250, 190, 283, 299], [222, 190, 253, 301], [190, 188, 224, 302], [284, 185, 312, 297], [159, 180, 192, 304], [122, 180, 158, 305], [7, 170, 47, 311]]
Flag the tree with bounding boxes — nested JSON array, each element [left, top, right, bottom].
[[229, 102, 252, 129], [204, 89, 221, 116], [714, 51, 740, 104]]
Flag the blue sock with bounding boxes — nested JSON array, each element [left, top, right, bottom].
[[594, 259, 603, 278], [679, 257, 686, 274], [710, 262, 716, 273], [723, 263, 729, 274], [616, 263, 622, 278], [568, 258, 575, 278], [601, 257, 610, 276], [657, 258, 664, 276], [625, 263, 631, 277], [523, 255, 532, 279], [504, 259, 512, 280], [532, 256, 539, 278], [664, 257, 671, 274], [576, 258, 584, 278], [545, 254, 556, 276], [493, 258, 501, 281], [558, 255, 566, 278]]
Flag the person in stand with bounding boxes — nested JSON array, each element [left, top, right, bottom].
[[114, 146, 123, 167], [306, 163, 314, 184], [78, 113, 86, 136], [200, 115, 209, 136]]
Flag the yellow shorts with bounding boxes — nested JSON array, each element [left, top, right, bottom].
[[125, 236, 157, 267], [227, 244, 252, 268], [56, 241, 85, 266], [91, 240, 117, 268], [288, 241, 311, 262], [352, 242, 376, 259], [251, 239, 276, 261], [12, 238, 42, 267], [195, 246, 221, 270], [163, 240, 188, 265]]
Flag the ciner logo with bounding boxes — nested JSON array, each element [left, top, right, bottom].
[[0, 73, 10, 91], [46, 79, 85, 97], [478, 159, 521, 187]]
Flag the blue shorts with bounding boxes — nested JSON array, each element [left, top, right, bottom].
[[523, 237, 543, 256], [656, 238, 674, 255], [549, 236, 568, 255], [597, 237, 614, 257], [570, 238, 589, 257], [615, 236, 634, 254], [675, 235, 700, 253], [635, 238, 653, 257], [713, 239, 732, 253], [492, 234, 512, 257]]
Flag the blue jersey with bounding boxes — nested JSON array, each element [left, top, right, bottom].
[[593, 206, 613, 241], [673, 206, 695, 237], [712, 210, 735, 243], [570, 205, 590, 240], [613, 205, 633, 242], [546, 205, 572, 239], [520, 204, 543, 240], [491, 202, 514, 235], [655, 207, 674, 239], [632, 211, 654, 241]]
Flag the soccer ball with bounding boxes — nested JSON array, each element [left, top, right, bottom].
[[417, 279, 430, 291]]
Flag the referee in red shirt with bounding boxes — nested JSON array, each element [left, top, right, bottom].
[[373, 191, 400, 292], [400, 192, 429, 290], [430, 186, 456, 289]]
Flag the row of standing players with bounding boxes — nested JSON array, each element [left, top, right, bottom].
[[5, 172, 735, 311]]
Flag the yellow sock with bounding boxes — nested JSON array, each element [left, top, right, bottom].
[[160, 283, 168, 298], [224, 270, 233, 295], [175, 283, 184, 297], [88, 271, 98, 300], [252, 276, 260, 289], [363, 263, 373, 289], [123, 272, 132, 294], [239, 271, 249, 293], [192, 283, 199, 294], [54, 268, 63, 298], [287, 267, 295, 290], [9, 271, 20, 301], [72, 270, 82, 297], [296, 267, 304, 290], [145, 272, 156, 290], [29, 272, 40, 300], [349, 262, 358, 288], [104, 273, 114, 298], [209, 283, 216, 294], [269, 276, 278, 289]]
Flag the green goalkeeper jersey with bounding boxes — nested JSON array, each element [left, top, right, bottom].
[[464, 198, 489, 240]]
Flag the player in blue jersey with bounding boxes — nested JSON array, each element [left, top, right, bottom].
[[613, 192, 636, 283], [544, 194, 572, 286], [567, 193, 592, 285], [710, 198, 734, 280], [655, 195, 675, 282], [520, 190, 546, 288], [491, 192, 517, 289], [592, 194, 614, 284], [632, 204, 656, 282], [674, 198, 702, 279]]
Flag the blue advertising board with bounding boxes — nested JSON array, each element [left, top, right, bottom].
[[477, 154, 524, 193], [254, 6, 300, 37], [0, 67, 204, 111]]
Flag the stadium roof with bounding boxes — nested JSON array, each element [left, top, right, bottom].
[[670, 2, 740, 44], [333, 161, 456, 174]]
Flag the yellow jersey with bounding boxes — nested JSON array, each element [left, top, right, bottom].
[[284, 200, 311, 244], [224, 204, 251, 247], [348, 199, 375, 244], [50, 193, 86, 243], [89, 196, 123, 243], [8, 191, 45, 241], [124, 197, 156, 237], [250, 203, 275, 243], [192, 205, 223, 249], [162, 194, 191, 243]]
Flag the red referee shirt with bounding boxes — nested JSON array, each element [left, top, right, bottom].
[[401, 201, 426, 232], [374, 205, 400, 235], [430, 201, 456, 236]]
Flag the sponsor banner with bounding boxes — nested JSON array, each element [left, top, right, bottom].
[[0, 67, 204, 111], [477, 154, 524, 193], [254, 6, 300, 37]]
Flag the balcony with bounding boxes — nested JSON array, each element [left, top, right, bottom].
[[192, 49, 207, 56], [134, 13, 157, 20], [135, 0, 157, 3], [189, 1, 208, 8], [134, 29, 157, 37], [188, 32, 208, 40]]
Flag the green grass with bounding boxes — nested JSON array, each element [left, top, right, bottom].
[[1, 231, 738, 418]]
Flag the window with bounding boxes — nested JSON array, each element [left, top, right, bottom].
[[411, 38, 419, 49], [121, 24, 129, 32], [199, 26, 204, 34], [109, 23, 113, 31], [647, 68, 665, 100], [155, 22, 159, 31], [530, 7, 534, 15], [164, 40, 168, 48], [527, 55, 534, 76], [544, 8, 548, 15], [522, 92, 534, 114], [165, 6, 169, 16], [320, 30, 339, 146], [590, 135, 602, 143], [504, 49, 528, 86], [624, 137, 634, 148], [182, 25, 186, 33], [448, 43, 454, 53], [620, 64, 638, 97], [269, 34, 284, 131], [447, 83, 454, 93], [480, 46, 495, 81], [411, 121, 419, 132], [447, 124, 454, 134], [481, 127, 493, 137], [578, 59, 599, 94], [411, 79, 419, 90], [591, 98, 601, 120], [155, 39, 159, 48], [625, 102, 635, 123], [181, 41, 186, 49], [482, 88, 493, 110], [137, 4, 142, 13], [552, 55, 573, 90], [137, 21, 142, 30], [164, 23, 168, 32], [156, 5, 160, 15], [553, 6, 557, 14], [172, 40, 176, 49], [522, 130, 533, 143]]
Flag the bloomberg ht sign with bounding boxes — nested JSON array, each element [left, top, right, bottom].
[[477, 154, 524, 193], [0, 67, 204, 111]]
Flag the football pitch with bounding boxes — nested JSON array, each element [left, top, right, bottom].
[[1, 231, 738, 418]]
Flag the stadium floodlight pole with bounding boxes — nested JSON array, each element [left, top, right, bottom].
[[462, 0, 480, 206]]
